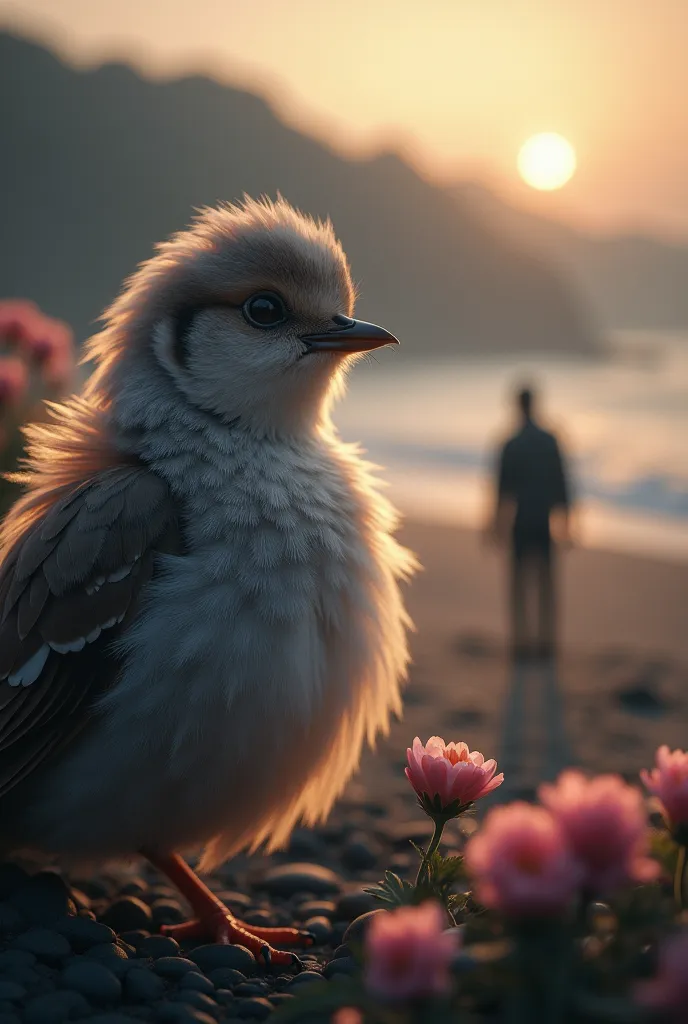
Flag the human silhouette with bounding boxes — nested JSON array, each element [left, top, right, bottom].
[[490, 386, 572, 660]]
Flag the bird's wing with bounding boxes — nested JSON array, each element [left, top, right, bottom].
[[0, 463, 182, 799]]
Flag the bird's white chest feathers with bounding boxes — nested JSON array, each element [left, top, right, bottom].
[[30, 431, 412, 865]]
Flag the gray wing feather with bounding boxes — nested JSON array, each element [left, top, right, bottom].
[[0, 463, 182, 799]]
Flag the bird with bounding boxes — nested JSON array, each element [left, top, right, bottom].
[[0, 197, 416, 967]]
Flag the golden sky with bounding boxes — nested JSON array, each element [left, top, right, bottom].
[[2, 0, 687, 238]]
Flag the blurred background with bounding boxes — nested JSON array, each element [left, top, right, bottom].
[[0, 0, 686, 795]]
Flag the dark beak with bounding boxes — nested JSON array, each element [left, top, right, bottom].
[[301, 316, 399, 354]]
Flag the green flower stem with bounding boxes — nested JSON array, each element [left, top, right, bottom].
[[415, 816, 446, 888], [674, 843, 687, 910]]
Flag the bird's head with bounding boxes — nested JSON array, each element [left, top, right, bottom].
[[88, 197, 398, 438]]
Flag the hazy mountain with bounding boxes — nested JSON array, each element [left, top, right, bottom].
[[0, 32, 598, 357], [451, 183, 688, 330]]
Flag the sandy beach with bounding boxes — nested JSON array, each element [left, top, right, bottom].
[[348, 519, 688, 816]]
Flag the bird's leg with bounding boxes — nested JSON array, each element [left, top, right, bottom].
[[143, 850, 312, 969]]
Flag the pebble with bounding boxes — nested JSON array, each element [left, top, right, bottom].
[[335, 890, 380, 921], [233, 996, 272, 1020], [341, 833, 382, 871], [269, 993, 294, 1006], [150, 900, 185, 928], [0, 983, 25, 1002], [60, 960, 123, 1003], [240, 909, 274, 928], [169, 990, 219, 1015], [293, 900, 336, 921], [212, 990, 234, 1007], [136, 935, 180, 960], [54, 915, 117, 950], [342, 909, 386, 944], [8, 872, 74, 925], [287, 829, 328, 860], [206, 968, 246, 989], [323, 956, 358, 979], [233, 982, 267, 997], [101, 898, 153, 933], [85, 941, 130, 963], [190, 945, 256, 977], [255, 863, 342, 898], [0, 950, 36, 970], [286, 971, 323, 989], [302, 916, 332, 943], [24, 989, 91, 1024], [125, 967, 166, 1002], [153, 958, 199, 979], [89, 1016, 143, 1024], [215, 891, 250, 911], [119, 879, 148, 898], [15, 927, 72, 962], [154, 1006, 216, 1024], [178, 973, 215, 995]]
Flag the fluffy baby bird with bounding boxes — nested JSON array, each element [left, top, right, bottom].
[[0, 198, 415, 966]]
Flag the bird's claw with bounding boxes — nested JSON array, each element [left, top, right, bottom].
[[261, 944, 272, 968], [290, 952, 305, 972]]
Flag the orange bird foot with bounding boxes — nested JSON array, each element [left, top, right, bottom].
[[143, 850, 313, 969]]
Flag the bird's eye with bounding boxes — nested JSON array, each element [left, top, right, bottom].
[[242, 292, 288, 329]]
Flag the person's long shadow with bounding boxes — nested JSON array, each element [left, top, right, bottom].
[[483, 654, 576, 807]]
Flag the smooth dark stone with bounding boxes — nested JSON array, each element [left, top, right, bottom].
[[287, 829, 328, 860], [8, 873, 74, 926], [89, 1016, 142, 1024], [153, 958, 199, 979], [342, 910, 386, 945], [3, 966, 40, 990], [293, 900, 336, 921], [169, 990, 219, 1014], [255, 863, 341, 898], [206, 968, 246, 988], [233, 982, 266, 997], [335, 891, 380, 922], [286, 971, 323, 989], [118, 879, 148, 898], [179, 973, 214, 995], [124, 967, 166, 1002], [331, 944, 351, 960], [0, 983, 25, 1002], [150, 901, 185, 928], [214, 891, 250, 911], [240, 909, 274, 928], [70, 891, 92, 913], [269, 992, 294, 1005], [24, 988, 91, 1024], [60, 960, 122, 1003], [0, 949, 35, 970], [136, 935, 180, 960], [323, 956, 358, 979], [15, 927, 72, 962], [118, 931, 150, 950], [233, 997, 272, 1020], [54, 915, 117, 950], [0, 865, 28, 900], [154, 1005, 216, 1024], [302, 916, 332, 944], [212, 990, 234, 1007], [85, 942, 130, 963], [73, 879, 111, 901], [101, 898, 153, 933], [341, 833, 382, 871], [190, 945, 256, 977]]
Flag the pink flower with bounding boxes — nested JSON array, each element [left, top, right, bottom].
[[0, 357, 29, 406], [465, 802, 583, 917], [25, 319, 75, 389], [405, 736, 503, 817], [539, 770, 659, 893], [641, 746, 688, 835], [365, 902, 457, 1001], [0, 299, 40, 344], [331, 1011, 363, 1024], [635, 931, 688, 1021]]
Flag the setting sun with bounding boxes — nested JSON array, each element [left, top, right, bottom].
[[517, 133, 577, 191]]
